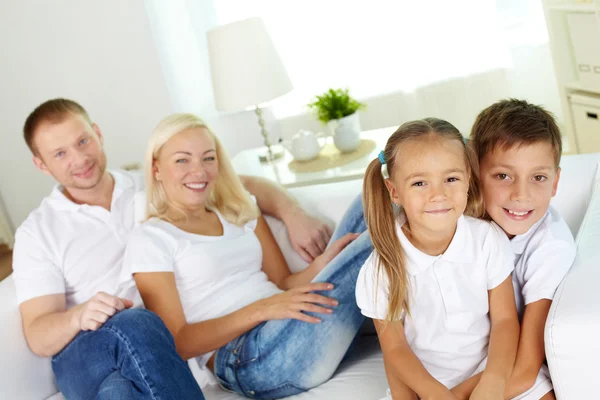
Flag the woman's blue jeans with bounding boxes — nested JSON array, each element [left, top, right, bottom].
[[52, 308, 205, 400], [214, 194, 372, 399]]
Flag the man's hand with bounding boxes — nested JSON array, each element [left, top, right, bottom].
[[72, 292, 133, 331], [284, 208, 333, 262], [310, 233, 360, 272]]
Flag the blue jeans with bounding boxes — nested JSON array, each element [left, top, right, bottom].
[[52, 308, 205, 400], [214, 195, 372, 399]]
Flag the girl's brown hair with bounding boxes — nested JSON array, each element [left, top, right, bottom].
[[362, 118, 483, 322]]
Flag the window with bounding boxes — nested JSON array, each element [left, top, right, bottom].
[[213, 0, 546, 119]]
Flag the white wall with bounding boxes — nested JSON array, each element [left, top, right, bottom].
[[145, 0, 278, 158], [0, 0, 174, 228]]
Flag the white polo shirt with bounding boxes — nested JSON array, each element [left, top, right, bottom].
[[511, 206, 576, 315], [12, 170, 144, 309], [356, 215, 514, 389]]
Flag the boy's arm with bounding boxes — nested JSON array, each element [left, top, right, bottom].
[[374, 319, 457, 400], [455, 300, 553, 399], [471, 276, 520, 399], [504, 299, 552, 398], [239, 175, 333, 262]]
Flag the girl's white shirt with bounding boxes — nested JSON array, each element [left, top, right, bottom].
[[356, 213, 514, 388]]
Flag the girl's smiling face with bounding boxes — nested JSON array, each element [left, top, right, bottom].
[[385, 136, 469, 239]]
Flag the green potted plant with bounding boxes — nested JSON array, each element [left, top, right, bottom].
[[307, 88, 366, 153]]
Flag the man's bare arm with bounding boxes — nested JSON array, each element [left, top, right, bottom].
[[239, 175, 333, 261], [20, 292, 132, 357]]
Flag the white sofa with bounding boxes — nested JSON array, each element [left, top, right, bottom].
[[1, 153, 599, 400]]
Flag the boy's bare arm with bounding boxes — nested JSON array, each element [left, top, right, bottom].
[[470, 276, 520, 399], [453, 300, 552, 399], [504, 299, 552, 398]]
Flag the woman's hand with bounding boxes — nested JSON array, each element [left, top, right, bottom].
[[310, 232, 360, 273], [254, 282, 338, 323]]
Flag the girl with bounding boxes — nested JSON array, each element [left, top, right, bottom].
[[357, 118, 524, 400], [122, 113, 373, 398]]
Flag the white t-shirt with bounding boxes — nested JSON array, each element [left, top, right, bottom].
[[511, 206, 576, 315], [12, 170, 143, 309], [122, 207, 282, 383], [356, 214, 514, 389]]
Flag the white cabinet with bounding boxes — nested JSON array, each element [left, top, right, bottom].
[[570, 94, 600, 152], [542, 0, 600, 153]]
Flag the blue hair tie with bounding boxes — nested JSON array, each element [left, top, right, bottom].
[[378, 150, 386, 165], [462, 136, 467, 144]]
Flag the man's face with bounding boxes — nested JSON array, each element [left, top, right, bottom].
[[479, 142, 560, 238], [33, 113, 107, 191]]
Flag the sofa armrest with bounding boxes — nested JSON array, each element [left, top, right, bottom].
[[0, 276, 58, 399], [545, 171, 600, 400]]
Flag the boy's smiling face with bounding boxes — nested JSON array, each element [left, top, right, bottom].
[[479, 142, 560, 238]]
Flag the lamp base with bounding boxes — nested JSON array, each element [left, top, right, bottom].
[[258, 145, 285, 163]]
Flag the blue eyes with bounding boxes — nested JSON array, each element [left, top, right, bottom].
[[55, 151, 65, 158], [176, 157, 215, 164], [79, 138, 88, 145]]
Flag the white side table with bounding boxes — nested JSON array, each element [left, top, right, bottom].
[[231, 127, 396, 188]]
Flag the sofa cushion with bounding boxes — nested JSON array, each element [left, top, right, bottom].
[[200, 335, 386, 400], [44, 335, 386, 400], [545, 161, 600, 399]]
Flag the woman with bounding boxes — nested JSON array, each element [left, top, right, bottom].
[[123, 113, 372, 398]]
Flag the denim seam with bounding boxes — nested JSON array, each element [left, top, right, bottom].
[[104, 325, 159, 400]]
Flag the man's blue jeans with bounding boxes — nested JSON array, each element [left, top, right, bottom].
[[52, 308, 204, 400], [214, 194, 372, 399]]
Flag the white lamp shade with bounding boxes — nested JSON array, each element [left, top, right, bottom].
[[207, 17, 293, 112]]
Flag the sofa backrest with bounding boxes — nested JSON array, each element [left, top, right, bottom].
[[551, 153, 600, 236]]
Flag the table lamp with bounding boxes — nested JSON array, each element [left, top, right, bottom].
[[207, 16, 292, 162]]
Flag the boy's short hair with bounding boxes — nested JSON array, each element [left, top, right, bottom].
[[470, 99, 562, 167], [23, 98, 92, 155]]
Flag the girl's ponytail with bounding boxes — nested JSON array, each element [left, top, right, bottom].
[[363, 156, 409, 322]]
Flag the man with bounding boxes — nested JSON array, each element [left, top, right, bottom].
[[13, 98, 333, 399]]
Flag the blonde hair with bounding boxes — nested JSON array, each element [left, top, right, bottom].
[[363, 118, 483, 322], [145, 113, 259, 225]]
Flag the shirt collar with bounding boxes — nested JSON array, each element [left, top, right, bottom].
[[46, 170, 134, 212], [510, 209, 550, 255], [396, 212, 473, 276]]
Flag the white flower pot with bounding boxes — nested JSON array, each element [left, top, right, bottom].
[[328, 112, 361, 153]]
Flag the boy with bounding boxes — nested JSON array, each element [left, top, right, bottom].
[[454, 99, 577, 399]]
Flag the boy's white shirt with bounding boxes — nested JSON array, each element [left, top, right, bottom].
[[510, 205, 576, 315], [356, 213, 515, 389], [12, 170, 144, 308]]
